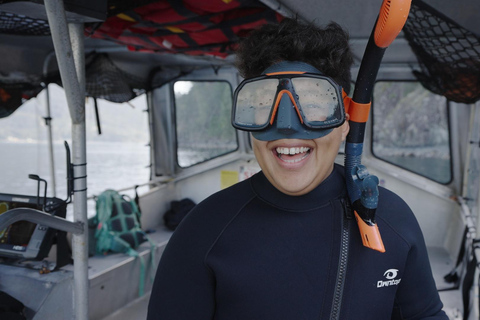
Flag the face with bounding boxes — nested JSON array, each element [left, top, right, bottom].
[[246, 61, 349, 195], [252, 120, 349, 196]]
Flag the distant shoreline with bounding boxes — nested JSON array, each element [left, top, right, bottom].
[[374, 145, 450, 160]]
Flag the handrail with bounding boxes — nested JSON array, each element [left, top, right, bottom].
[[0, 208, 84, 235]]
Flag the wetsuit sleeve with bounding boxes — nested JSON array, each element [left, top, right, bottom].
[[146, 205, 216, 320], [389, 203, 448, 319]]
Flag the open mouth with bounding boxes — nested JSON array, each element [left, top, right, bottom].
[[275, 147, 311, 163]]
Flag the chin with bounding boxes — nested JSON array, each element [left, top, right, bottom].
[[275, 181, 314, 196]]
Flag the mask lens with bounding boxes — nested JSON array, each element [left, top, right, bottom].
[[234, 79, 278, 128], [292, 77, 342, 126]]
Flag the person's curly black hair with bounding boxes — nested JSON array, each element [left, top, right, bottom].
[[235, 18, 353, 93]]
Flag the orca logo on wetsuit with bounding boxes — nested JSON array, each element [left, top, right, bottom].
[[377, 268, 401, 288], [384, 269, 398, 280]]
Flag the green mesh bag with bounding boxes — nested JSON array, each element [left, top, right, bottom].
[[93, 189, 155, 296]]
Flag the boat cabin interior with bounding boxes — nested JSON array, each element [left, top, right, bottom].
[[0, 0, 479, 319]]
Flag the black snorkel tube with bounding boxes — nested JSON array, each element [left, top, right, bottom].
[[345, 0, 411, 252]]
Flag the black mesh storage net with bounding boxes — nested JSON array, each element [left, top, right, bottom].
[[403, 0, 480, 104], [0, 11, 50, 36], [85, 53, 148, 103]]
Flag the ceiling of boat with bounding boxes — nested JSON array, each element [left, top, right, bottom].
[[0, 0, 478, 112], [1, 0, 478, 73]]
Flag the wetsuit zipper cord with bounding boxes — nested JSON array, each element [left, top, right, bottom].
[[329, 200, 351, 319]]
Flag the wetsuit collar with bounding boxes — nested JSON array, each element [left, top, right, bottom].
[[250, 164, 346, 211]]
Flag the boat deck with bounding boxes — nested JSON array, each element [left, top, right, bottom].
[[430, 246, 463, 319], [102, 292, 150, 320]]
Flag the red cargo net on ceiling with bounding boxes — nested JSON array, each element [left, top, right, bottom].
[[85, 0, 283, 58]]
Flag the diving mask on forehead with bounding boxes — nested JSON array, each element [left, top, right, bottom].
[[232, 61, 347, 141]]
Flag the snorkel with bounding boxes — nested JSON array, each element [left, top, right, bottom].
[[345, 0, 411, 252]]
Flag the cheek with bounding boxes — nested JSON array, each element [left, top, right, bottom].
[[251, 139, 269, 165], [341, 122, 350, 141], [313, 130, 344, 158]]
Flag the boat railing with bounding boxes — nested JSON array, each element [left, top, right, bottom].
[[0, 208, 83, 236]]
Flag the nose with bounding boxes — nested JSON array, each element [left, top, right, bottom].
[[274, 93, 302, 135]]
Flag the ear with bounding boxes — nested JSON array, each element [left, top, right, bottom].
[[341, 113, 350, 141]]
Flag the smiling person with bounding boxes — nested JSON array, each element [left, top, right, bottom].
[[147, 18, 447, 320]]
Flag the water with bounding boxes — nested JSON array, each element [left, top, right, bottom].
[[381, 154, 451, 184], [373, 145, 451, 184], [0, 141, 150, 218]]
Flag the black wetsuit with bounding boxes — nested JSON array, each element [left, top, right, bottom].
[[147, 164, 447, 319]]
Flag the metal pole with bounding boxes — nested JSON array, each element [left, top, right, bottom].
[[43, 52, 57, 197], [258, 0, 297, 19], [43, 1, 88, 320], [43, 0, 84, 124], [70, 22, 89, 320], [44, 84, 57, 197]]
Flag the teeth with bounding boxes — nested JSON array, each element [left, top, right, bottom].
[[276, 147, 310, 155], [282, 153, 309, 163]]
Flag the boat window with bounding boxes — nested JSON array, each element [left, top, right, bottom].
[[0, 84, 151, 218], [372, 81, 452, 184], [174, 81, 237, 168]]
